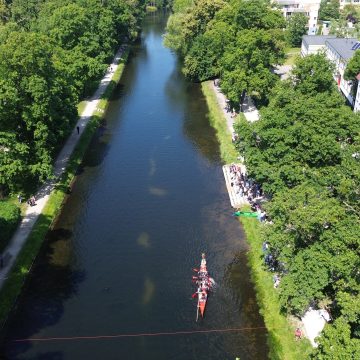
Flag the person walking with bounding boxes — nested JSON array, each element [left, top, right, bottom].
[[76, 126, 80, 135]]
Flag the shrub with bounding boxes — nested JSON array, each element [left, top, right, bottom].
[[0, 201, 21, 252]]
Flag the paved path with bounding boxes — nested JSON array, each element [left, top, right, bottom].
[[273, 64, 293, 81], [211, 82, 236, 134], [210, 82, 258, 207], [222, 164, 248, 208], [0, 46, 126, 289]]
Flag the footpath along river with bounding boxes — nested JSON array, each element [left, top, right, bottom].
[[2, 13, 268, 359]]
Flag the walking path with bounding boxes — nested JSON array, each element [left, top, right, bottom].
[[0, 46, 126, 289], [210, 81, 259, 208]]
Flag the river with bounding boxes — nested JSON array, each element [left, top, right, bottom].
[[2, 13, 268, 360]]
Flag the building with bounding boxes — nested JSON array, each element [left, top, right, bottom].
[[340, 0, 360, 10], [325, 38, 358, 106], [301, 35, 360, 111], [301, 35, 336, 56], [275, 0, 321, 35]]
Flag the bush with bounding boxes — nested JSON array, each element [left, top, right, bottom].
[[0, 201, 21, 252]]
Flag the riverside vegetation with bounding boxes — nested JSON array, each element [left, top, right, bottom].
[[0, 0, 146, 249], [0, 0, 144, 324], [165, 0, 360, 358]]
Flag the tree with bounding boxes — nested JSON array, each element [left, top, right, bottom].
[[319, 0, 340, 21], [0, 31, 77, 191], [0, 0, 9, 25], [287, 13, 308, 47], [164, 0, 226, 56], [0, 201, 21, 250], [312, 318, 360, 359], [344, 50, 360, 80]]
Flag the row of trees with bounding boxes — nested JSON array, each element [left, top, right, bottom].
[[165, 0, 308, 105], [0, 0, 145, 196], [166, 0, 359, 357], [236, 53, 360, 358], [164, 0, 287, 106]]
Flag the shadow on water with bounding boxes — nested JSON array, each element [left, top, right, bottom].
[[165, 60, 221, 163], [81, 120, 111, 169], [1, 226, 85, 359]]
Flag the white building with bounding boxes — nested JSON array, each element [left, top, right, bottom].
[[275, 0, 321, 35], [340, 0, 360, 9], [301, 35, 336, 56], [325, 38, 359, 107], [301, 35, 360, 111]]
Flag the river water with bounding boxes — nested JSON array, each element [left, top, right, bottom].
[[2, 14, 268, 360]]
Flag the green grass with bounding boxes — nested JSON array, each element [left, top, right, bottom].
[[284, 47, 301, 66], [146, 5, 157, 12], [201, 81, 239, 163], [0, 48, 129, 328], [77, 100, 87, 116], [200, 82, 313, 359], [240, 212, 312, 359]]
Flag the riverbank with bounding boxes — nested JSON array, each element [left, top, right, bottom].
[[201, 80, 312, 359], [0, 47, 129, 328]]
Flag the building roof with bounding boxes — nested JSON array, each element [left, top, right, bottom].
[[302, 35, 336, 46], [325, 38, 359, 60]]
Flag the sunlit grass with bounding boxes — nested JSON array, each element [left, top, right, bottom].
[[284, 47, 301, 66], [239, 211, 312, 359], [201, 81, 239, 164]]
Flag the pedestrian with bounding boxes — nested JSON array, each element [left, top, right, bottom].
[[17, 194, 22, 203], [295, 327, 302, 340], [76, 126, 80, 134], [30, 195, 36, 206]]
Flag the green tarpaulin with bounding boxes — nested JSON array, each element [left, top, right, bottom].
[[233, 211, 258, 218]]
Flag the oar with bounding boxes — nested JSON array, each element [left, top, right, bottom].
[[196, 300, 199, 322]]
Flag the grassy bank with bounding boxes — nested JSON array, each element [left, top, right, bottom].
[[201, 82, 239, 164], [0, 48, 129, 327], [201, 81, 312, 359]]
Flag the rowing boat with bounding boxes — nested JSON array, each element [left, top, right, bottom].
[[198, 253, 208, 318], [194, 253, 211, 320]]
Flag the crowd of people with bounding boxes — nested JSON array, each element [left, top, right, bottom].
[[229, 164, 267, 220]]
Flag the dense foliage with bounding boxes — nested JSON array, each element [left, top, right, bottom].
[[319, 0, 340, 21], [164, 0, 286, 105], [0, 201, 21, 250], [0, 0, 145, 196], [235, 54, 360, 357], [328, 3, 360, 38], [286, 13, 308, 47]]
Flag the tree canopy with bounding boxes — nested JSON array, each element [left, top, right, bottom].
[[0, 0, 145, 195], [286, 13, 308, 47], [165, 0, 286, 105], [235, 53, 360, 356]]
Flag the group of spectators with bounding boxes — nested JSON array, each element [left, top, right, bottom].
[[229, 164, 267, 220]]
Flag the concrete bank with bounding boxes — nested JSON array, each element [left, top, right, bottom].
[[0, 46, 129, 326]]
